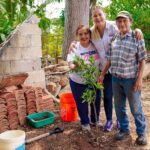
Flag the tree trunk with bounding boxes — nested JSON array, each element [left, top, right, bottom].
[[62, 0, 90, 60], [90, 0, 97, 7], [90, 0, 97, 17]]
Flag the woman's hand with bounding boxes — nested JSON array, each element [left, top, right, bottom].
[[134, 29, 143, 40], [68, 41, 77, 53], [69, 64, 76, 70], [98, 74, 105, 83]]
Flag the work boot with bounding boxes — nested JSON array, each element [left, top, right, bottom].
[[136, 135, 147, 145], [115, 130, 130, 140]]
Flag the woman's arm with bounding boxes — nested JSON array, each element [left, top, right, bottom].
[[68, 41, 77, 53], [99, 61, 111, 83]]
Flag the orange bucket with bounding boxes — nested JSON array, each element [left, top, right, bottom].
[[60, 93, 78, 122]]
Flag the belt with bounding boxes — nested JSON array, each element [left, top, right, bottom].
[[113, 74, 125, 79]]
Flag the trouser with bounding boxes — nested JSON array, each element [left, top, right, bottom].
[[103, 73, 113, 121], [69, 79, 101, 125], [112, 76, 146, 135]]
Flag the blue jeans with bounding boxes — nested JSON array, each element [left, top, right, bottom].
[[103, 73, 113, 121], [69, 79, 101, 125], [112, 76, 146, 135]]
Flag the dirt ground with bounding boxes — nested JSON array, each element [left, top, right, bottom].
[[25, 81, 150, 150]]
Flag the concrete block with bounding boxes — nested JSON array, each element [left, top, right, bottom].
[[31, 35, 41, 47], [25, 81, 46, 88], [0, 47, 21, 61], [10, 59, 41, 73], [0, 61, 11, 75], [26, 15, 40, 24], [32, 58, 42, 70], [21, 47, 42, 59], [18, 23, 41, 35], [10, 34, 31, 48], [24, 69, 46, 87], [10, 60, 32, 73]]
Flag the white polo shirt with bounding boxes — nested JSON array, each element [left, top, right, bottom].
[[91, 21, 118, 70]]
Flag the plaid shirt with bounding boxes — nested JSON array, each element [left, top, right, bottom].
[[106, 30, 147, 78]]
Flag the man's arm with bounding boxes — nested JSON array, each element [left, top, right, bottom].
[[134, 60, 145, 91], [134, 38, 147, 91]]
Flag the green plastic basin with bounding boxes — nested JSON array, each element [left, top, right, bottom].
[[26, 111, 55, 128]]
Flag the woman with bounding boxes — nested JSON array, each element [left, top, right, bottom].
[[67, 25, 101, 131], [69, 5, 143, 132]]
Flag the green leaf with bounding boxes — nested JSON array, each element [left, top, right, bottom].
[[0, 33, 6, 41], [72, 55, 103, 104]]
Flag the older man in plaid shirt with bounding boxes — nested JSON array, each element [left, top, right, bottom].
[[99, 11, 147, 145]]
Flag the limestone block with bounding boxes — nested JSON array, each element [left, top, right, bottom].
[[58, 60, 68, 66], [56, 66, 70, 72], [0, 47, 21, 61], [46, 82, 57, 94], [31, 35, 41, 47], [47, 75, 61, 83], [21, 47, 42, 59], [0, 61, 11, 74], [59, 76, 69, 87]]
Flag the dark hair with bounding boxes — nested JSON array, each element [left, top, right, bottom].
[[76, 25, 91, 37]]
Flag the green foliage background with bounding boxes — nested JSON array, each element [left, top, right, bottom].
[[0, 0, 62, 44], [0, 0, 149, 61], [105, 0, 150, 50], [42, 10, 64, 59]]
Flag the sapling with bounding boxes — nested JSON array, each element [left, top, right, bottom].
[[72, 55, 103, 129]]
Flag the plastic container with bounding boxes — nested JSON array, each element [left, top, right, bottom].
[[0, 130, 25, 150], [60, 93, 78, 122], [27, 111, 55, 128]]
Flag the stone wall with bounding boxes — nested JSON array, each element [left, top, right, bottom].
[[0, 15, 45, 88]]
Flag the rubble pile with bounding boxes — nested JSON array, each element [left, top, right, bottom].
[[45, 60, 71, 98]]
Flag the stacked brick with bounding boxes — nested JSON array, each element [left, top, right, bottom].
[[15, 90, 27, 125], [0, 97, 9, 132], [1, 93, 19, 130], [0, 86, 54, 133], [41, 95, 54, 111], [24, 88, 37, 114], [35, 87, 54, 112], [35, 87, 43, 112]]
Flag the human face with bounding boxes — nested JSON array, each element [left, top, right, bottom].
[[116, 17, 132, 35], [92, 8, 106, 27], [77, 27, 90, 47]]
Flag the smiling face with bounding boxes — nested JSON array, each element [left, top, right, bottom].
[[116, 17, 132, 35], [92, 7, 106, 27], [77, 26, 90, 47]]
